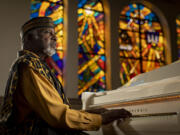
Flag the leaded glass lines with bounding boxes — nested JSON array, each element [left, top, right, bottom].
[[78, 0, 106, 95], [176, 17, 180, 59], [119, 3, 165, 85], [30, 0, 65, 84]]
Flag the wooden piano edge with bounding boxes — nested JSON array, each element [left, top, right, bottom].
[[132, 112, 178, 118], [89, 94, 180, 109]]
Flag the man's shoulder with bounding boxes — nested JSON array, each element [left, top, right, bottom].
[[12, 54, 43, 72]]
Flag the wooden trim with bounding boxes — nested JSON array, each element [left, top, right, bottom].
[[90, 94, 180, 109]]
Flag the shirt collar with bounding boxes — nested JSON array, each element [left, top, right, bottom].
[[18, 50, 40, 58]]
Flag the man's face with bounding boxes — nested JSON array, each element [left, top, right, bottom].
[[33, 27, 57, 56]]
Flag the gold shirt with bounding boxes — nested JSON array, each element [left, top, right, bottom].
[[14, 63, 102, 131]]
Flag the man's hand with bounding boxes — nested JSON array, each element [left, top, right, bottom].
[[101, 109, 132, 125], [86, 108, 108, 114]]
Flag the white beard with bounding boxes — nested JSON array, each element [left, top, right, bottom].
[[43, 47, 56, 56]]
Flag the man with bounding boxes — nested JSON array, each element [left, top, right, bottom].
[[0, 17, 131, 135]]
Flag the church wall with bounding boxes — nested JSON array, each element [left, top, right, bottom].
[[0, 0, 30, 96], [64, 0, 79, 98]]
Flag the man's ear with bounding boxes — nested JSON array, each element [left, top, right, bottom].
[[26, 30, 38, 41], [27, 33, 34, 41]]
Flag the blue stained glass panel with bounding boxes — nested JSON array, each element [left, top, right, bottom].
[[30, 0, 65, 84], [77, 0, 106, 95], [119, 3, 165, 85]]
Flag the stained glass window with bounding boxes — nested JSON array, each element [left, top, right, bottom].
[[31, 0, 64, 84], [77, 0, 106, 95], [176, 16, 180, 59], [119, 3, 165, 85]]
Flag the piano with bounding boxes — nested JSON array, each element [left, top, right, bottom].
[[82, 60, 180, 135]]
